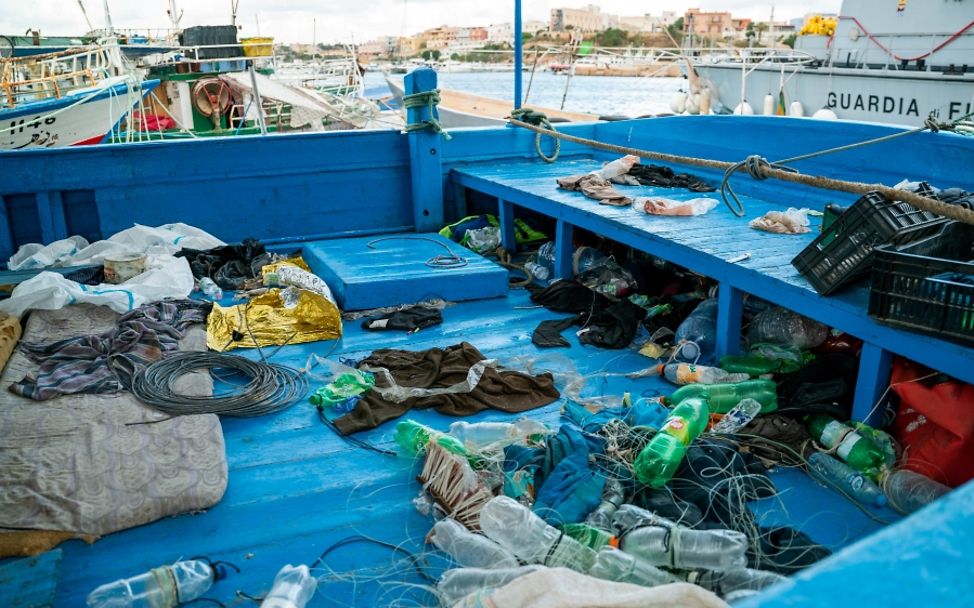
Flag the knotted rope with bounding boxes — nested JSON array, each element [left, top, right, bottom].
[[511, 108, 560, 163], [402, 89, 451, 140]]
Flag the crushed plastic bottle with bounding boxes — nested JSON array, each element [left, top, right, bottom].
[[711, 398, 763, 434], [479, 495, 596, 572], [447, 419, 550, 452], [584, 478, 625, 531], [259, 564, 317, 608], [197, 277, 223, 301], [611, 504, 677, 536], [634, 398, 710, 488], [807, 452, 887, 507], [673, 299, 718, 364], [692, 568, 789, 597], [747, 307, 829, 350], [881, 469, 951, 515], [620, 524, 749, 571], [589, 547, 680, 587], [437, 566, 542, 605], [393, 420, 470, 460], [668, 378, 778, 414], [658, 363, 750, 386], [87, 559, 217, 608], [429, 518, 519, 569], [573, 246, 607, 275]]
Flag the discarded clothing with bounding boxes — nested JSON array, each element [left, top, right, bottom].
[[362, 306, 443, 332], [7, 223, 224, 271], [739, 414, 815, 466], [578, 299, 644, 349], [749, 208, 811, 234], [455, 568, 729, 608], [10, 300, 210, 401], [533, 445, 605, 526], [640, 197, 717, 216], [576, 257, 637, 298], [528, 280, 611, 315], [751, 526, 832, 574], [557, 174, 633, 206], [333, 342, 560, 434], [625, 163, 716, 192], [531, 317, 577, 348], [177, 238, 285, 291]]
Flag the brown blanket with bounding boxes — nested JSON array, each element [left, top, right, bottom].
[[334, 342, 560, 434]]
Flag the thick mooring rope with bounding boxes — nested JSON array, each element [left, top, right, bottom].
[[508, 117, 974, 225]]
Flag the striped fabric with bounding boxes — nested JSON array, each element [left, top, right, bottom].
[[10, 300, 210, 401]]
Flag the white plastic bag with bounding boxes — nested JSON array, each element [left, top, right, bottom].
[[7, 223, 225, 270], [638, 197, 718, 216], [0, 255, 195, 318]]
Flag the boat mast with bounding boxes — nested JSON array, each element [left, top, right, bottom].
[[514, 0, 522, 109], [77, 0, 95, 32], [166, 0, 182, 30], [102, 0, 114, 35]]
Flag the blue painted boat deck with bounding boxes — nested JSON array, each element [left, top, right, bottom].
[[304, 232, 508, 310], [47, 285, 899, 606]]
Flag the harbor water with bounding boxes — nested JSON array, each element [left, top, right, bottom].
[[366, 71, 686, 118]]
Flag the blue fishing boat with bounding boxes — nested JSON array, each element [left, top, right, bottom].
[[0, 6, 973, 607]]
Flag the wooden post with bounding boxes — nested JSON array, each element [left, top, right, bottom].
[[405, 67, 444, 233], [498, 198, 516, 251], [554, 219, 574, 279], [852, 343, 894, 426], [716, 282, 744, 358]]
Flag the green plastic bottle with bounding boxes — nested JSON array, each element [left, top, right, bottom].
[[634, 398, 710, 488], [718, 354, 784, 376], [668, 379, 778, 414], [559, 523, 616, 550], [806, 415, 886, 475], [394, 420, 469, 458]]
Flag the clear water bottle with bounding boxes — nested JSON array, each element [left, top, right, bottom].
[[673, 299, 719, 364], [747, 307, 828, 350], [712, 398, 763, 434], [197, 277, 223, 301], [448, 419, 550, 452], [437, 566, 541, 605], [524, 260, 550, 281], [573, 246, 606, 275], [584, 478, 625, 531], [659, 363, 750, 386], [535, 241, 556, 279], [881, 469, 951, 515], [621, 525, 748, 571], [87, 560, 216, 608], [589, 547, 679, 587], [429, 518, 519, 569], [611, 504, 676, 536], [692, 568, 789, 597], [260, 564, 317, 608], [807, 452, 887, 507], [479, 495, 596, 572]]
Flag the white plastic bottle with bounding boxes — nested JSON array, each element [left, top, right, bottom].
[[659, 363, 750, 386], [692, 567, 789, 597], [429, 517, 519, 569], [620, 525, 748, 571], [589, 547, 680, 587], [87, 560, 215, 608], [260, 564, 317, 608], [437, 566, 542, 605], [448, 419, 550, 451], [479, 495, 596, 572]]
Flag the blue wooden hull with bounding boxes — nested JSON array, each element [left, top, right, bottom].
[[0, 113, 972, 606]]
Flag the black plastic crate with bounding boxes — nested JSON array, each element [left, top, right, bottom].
[[869, 221, 974, 345], [179, 25, 241, 60], [792, 191, 947, 295]]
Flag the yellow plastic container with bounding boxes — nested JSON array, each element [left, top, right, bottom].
[[241, 37, 274, 57]]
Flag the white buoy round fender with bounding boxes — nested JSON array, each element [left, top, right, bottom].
[[733, 102, 754, 115], [762, 93, 775, 115], [812, 108, 838, 120], [789, 101, 805, 117], [699, 88, 712, 115], [670, 92, 687, 114], [686, 93, 700, 115]]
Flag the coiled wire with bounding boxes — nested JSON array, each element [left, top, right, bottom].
[[131, 352, 308, 417]]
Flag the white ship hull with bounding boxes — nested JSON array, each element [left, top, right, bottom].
[[695, 63, 974, 126]]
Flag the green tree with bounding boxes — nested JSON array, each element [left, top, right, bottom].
[[596, 27, 628, 47], [667, 17, 684, 42], [522, 32, 534, 41], [781, 33, 796, 48], [754, 22, 769, 43]]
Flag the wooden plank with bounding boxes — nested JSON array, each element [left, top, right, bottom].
[[0, 549, 62, 608], [406, 68, 444, 232], [716, 282, 744, 358], [852, 343, 894, 425]]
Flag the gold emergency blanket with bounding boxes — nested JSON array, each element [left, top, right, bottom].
[[206, 262, 342, 351]]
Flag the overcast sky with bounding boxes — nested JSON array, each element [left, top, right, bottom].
[[1, 1, 843, 44]]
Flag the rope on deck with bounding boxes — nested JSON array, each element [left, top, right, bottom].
[[511, 108, 560, 163], [508, 115, 974, 225]]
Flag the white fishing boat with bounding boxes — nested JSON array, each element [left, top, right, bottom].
[[687, 0, 974, 125], [0, 44, 157, 150]]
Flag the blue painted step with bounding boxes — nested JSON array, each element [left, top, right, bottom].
[[303, 232, 508, 310], [0, 549, 62, 608]]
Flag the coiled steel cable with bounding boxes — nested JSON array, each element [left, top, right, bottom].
[[131, 352, 308, 417]]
